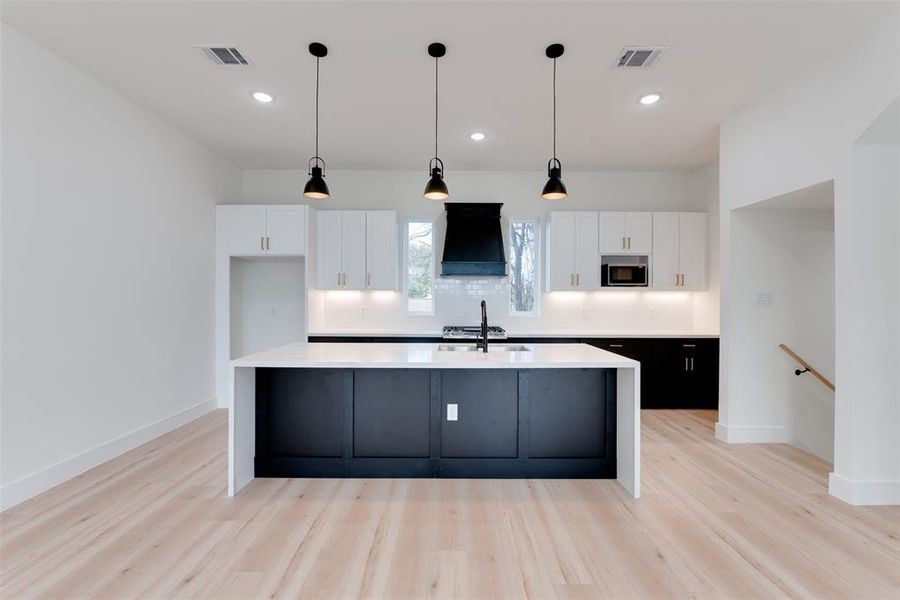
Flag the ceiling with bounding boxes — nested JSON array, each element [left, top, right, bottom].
[[2, 1, 896, 171]]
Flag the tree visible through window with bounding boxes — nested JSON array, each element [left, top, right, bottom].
[[406, 221, 434, 314], [510, 219, 539, 315]]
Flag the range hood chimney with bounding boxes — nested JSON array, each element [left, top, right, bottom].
[[441, 203, 507, 277]]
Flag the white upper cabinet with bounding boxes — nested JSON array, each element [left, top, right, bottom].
[[340, 211, 367, 290], [574, 212, 600, 288], [365, 211, 399, 290], [227, 206, 267, 255], [226, 205, 307, 256], [265, 206, 307, 255], [547, 212, 576, 291], [651, 212, 707, 290], [316, 211, 343, 289], [599, 212, 653, 254], [678, 213, 707, 289], [316, 210, 398, 291], [546, 211, 598, 290], [651, 213, 680, 288]]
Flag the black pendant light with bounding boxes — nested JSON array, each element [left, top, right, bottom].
[[303, 42, 330, 200], [424, 42, 449, 200], [542, 43, 568, 200]]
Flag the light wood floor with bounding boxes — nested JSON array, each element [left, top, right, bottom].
[[2, 410, 898, 599]]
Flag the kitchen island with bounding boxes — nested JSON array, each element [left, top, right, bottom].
[[229, 342, 641, 498]]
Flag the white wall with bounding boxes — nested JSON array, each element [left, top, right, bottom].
[[718, 11, 900, 504], [242, 167, 720, 335], [0, 25, 241, 510]]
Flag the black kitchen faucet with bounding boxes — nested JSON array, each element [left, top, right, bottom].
[[477, 300, 489, 353]]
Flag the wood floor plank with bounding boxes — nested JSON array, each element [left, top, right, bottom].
[[2, 409, 898, 599]]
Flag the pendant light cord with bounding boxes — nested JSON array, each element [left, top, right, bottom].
[[315, 56, 320, 162], [434, 56, 439, 161], [552, 56, 557, 160]]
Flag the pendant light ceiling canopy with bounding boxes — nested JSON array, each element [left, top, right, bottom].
[[303, 42, 330, 200], [424, 42, 449, 200], [542, 43, 568, 200]]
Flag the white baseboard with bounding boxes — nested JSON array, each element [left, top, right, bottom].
[[829, 472, 900, 506], [0, 398, 217, 512], [715, 422, 792, 443]]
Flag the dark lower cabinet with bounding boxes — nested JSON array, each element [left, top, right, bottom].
[[440, 370, 518, 458], [582, 338, 718, 409], [650, 340, 719, 409], [354, 370, 432, 458], [254, 367, 616, 479], [256, 368, 346, 458], [529, 369, 609, 458]]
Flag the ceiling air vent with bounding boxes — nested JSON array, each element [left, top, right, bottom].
[[614, 47, 666, 68], [196, 45, 250, 66]]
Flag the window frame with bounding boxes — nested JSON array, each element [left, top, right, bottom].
[[403, 217, 436, 316], [508, 217, 542, 317]]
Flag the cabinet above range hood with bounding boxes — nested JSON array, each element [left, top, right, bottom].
[[441, 203, 507, 277]]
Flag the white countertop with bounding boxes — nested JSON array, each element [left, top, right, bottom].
[[308, 330, 719, 339], [231, 342, 639, 369]]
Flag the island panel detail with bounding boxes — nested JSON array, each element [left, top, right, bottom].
[[254, 367, 616, 479]]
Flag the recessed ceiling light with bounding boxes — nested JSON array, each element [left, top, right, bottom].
[[638, 93, 661, 105], [252, 91, 274, 104], [469, 132, 486, 141]]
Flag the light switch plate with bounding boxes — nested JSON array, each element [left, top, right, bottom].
[[755, 291, 774, 306], [447, 403, 458, 421]]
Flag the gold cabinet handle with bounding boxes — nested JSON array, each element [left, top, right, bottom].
[[622, 236, 626, 250], [260, 237, 264, 251], [610, 344, 623, 348], [570, 273, 574, 287], [266, 237, 270, 250], [576, 273, 580, 286], [627, 236, 631, 250], [684, 357, 689, 371], [690, 357, 695, 371], [367, 273, 371, 287], [337, 272, 341, 286]]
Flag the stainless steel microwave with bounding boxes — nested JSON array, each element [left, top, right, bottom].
[[601, 262, 649, 287]]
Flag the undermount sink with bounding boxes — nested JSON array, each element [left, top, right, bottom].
[[437, 344, 531, 353]]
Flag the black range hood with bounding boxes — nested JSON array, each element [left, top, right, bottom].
[[441, 203, 507, 277]]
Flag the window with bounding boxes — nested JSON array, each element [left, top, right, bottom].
[[406, 220, 435, 314], [509, 219, 540, 315]]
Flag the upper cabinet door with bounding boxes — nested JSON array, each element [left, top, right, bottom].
[[227, 206, 267, 255], [316, 211, 343, 289], [573, 212, 600, 289], [625, 212, 653, 254], [265, 206, 307, 255], [652, 213, 680, 289], [678, 213, 707, 289], [365, 211, 398, 290], [340, 211, 367, 290], [599, 212, 628, 253], [547, 212, 576, 291]]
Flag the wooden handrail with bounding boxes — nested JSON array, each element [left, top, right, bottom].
[[779, 344, 835, 391]]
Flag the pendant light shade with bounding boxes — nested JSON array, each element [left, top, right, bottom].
[[542, 158, 567, 200], [541, 43, 568, 200], [424, 43, 449, 200], [424, 158, 449, 200], [303, 42, 330, 200], [304, 160, 330, 199]]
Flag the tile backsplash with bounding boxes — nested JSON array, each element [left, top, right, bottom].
[[309, 277, 707, 334]]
